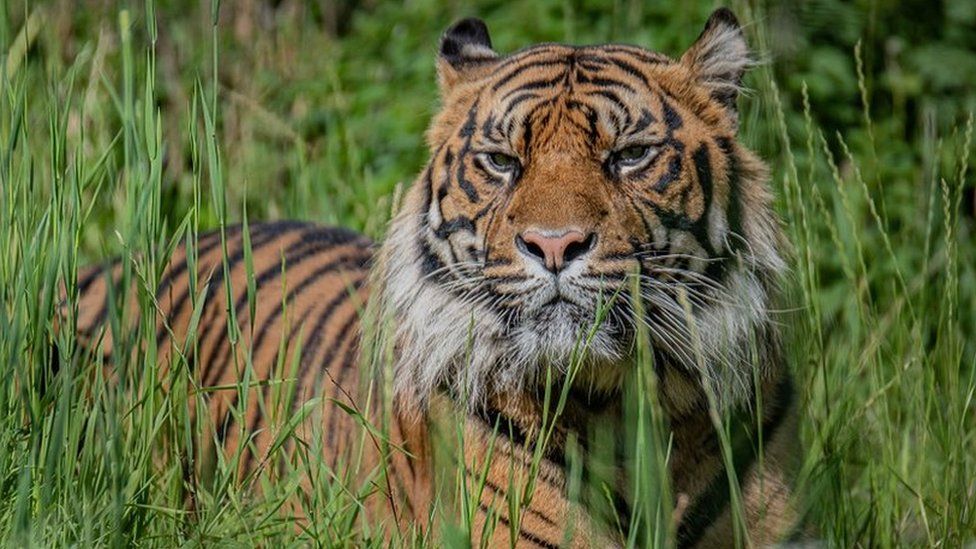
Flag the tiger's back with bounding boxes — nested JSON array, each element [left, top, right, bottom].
[[70, 221, 373, 472]]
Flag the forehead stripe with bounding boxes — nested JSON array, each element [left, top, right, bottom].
[[499, 73, 569, 101], [490, 59, 570, 91], [586, 89, 630, 115], [500, 93, 544, 129], [488, 45, 568, 74], [575, 74, 638, 94], [602, 54, 655, 87], [598, 45, 670, 64]]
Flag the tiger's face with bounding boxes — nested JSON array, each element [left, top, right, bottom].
[[382, 10, 785, 408]]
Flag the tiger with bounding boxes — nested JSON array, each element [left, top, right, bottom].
[[63, 8, 798, 548]]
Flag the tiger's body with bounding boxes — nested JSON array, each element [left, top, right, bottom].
[[72, 222, 373, 474], [65, 9, 798, 548]]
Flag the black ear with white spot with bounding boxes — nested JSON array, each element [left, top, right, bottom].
[[680, 8, 754, 127], [437, 18, 499, 93]]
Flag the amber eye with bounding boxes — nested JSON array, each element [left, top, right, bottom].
[[483, 152, 520, 174]]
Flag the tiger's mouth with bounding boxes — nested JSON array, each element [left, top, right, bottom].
[[519, 278, 600, 314]]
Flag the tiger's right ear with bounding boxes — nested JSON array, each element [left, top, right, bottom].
[[679, 8, 753, 129], [437, 18, 499, 94]]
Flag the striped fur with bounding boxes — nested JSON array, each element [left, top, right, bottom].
[[66, 8, 797, 547], [68, 222, 373, 474]]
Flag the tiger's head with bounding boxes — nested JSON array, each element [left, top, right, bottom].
[[379, 9, 786, 411]]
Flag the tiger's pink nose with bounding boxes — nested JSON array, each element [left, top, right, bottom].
[[516, 230, 597, 273]]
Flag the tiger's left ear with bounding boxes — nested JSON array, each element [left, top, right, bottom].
[[437, 18, 500, 95], [680, 8, 754, 128]]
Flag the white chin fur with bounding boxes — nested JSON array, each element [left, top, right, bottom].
[[509, 302, 623, 367]]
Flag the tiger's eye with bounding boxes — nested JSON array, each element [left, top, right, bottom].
[[609, 144, 659, 175], [617, 145, 650, 163], [487, 152, 519, 172]]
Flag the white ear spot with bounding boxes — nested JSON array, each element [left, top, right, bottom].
[[437, 18, 500, 92]]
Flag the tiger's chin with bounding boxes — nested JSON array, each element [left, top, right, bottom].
[[507, 300, 631, 394]]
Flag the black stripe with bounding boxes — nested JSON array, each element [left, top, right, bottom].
[[216, 277, 364, 446], [315, 311, 371, 458], [434, 216, 476, 240], [157, 221, 304, 312], [318, 309, 361, 397], [586, 89, 631, 120], [472, 405, 532, 450], [690, 142, 719, 260], [643, 142, 722, 264], [487, 46, 567, 77], [72, 260, 117, 338], [652, 153, 682, 193], [196, 225, 318, 382], [77, 261, 113, 294], [629, 109, 657, 135], [480, 113, 498, 142], [238, 303, 317, 473], [471, 403, 575, 470], [79, 265, 123, 337], [456, 103, 481, 203], [418, 233, 447, 281], [476, 501, 560, 549], [627, 193, 656, 239], [520, 108, 536, 162], [395, 412, 419, 483], [491, 59, 570, 91], [237, 249, 370, 434], [204, 228, 366, 388], [248, 251, 370, 362], [660, 96, 684, 131], [564, 99, 600, 147], [599, 46, 670, 67], [156, 223, 303, 353], [502, 91, 542, 113], [500, 74, 567, 102], [716, 137, 745, 255], [155, 225, 236, 299], [577, 74, 638, 95], [471, 468, 559, 527], [293, 280, 364, 396]]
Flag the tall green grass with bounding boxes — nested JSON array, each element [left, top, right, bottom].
[[0, 0, 974, 546]]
